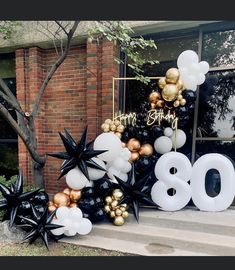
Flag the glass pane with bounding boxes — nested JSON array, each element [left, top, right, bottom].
[[0, 53, 15, 78], [125, 34, 198, 112], [197, 70, 235, 138], [195, 140, 235, 199], [0, 142, 18, 178], [202, 29, 235, 68]]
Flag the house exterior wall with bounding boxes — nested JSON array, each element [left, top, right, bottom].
[[15, 39, 119, 194]]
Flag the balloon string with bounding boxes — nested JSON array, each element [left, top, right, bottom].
[[173, 117, 178, 195]]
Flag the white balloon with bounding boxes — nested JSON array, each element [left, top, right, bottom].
[[120, 148, 132, 161], [66, 167, 89, 190], [164, 127, 174, 137], [112, 156, 126, 171], [122, 161, 132, 173], [94, 133, 122, 162], [119, 172, 128, 182], [56, 206, 70, 220], [199, 61, 209, 74], [188, 63, 201, 75], [191, 154, 235, 211], [177, 50, 199, 68], [70, 207, 83, 221], [107, 166, 121, 181], [50, 219, 65, 236], [87, 157, 106, 180], [196, 73, 206, 85], [64, 229, 77, 237], [77, 218, 92, 235], [171, 129, 186, 149], [183, 75, 197, 90], [151, 152, 192, 211], [154, 136, 172, 155], [178, 67, 189, 78]]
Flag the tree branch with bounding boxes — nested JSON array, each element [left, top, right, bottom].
[[0, 104, 45, 165], [0, 90, 25, 116], [32, 21, 79, 118], [55, 21, 69, 36]]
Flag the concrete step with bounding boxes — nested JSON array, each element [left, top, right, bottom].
[[84, 222, 235, 256], [60, 207, 235, 256], [60, 235, 211, 256], [127, 206, 235, 236]]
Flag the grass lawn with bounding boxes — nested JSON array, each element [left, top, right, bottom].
[[0, 241, 133, 256]]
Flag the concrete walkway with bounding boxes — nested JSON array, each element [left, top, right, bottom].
[[60, 206, 235, 256]]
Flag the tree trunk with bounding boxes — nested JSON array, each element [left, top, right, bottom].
[[32, 160, 45, 188]]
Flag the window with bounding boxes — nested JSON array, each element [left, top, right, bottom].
[[122, 21, 235, 197], [0, 53, 18, 178]]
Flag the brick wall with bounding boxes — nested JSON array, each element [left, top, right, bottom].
[[16, 39, 119, 195]]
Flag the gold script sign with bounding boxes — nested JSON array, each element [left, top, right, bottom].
[[146, 109, 178, 129], [114, 111, 137, 126]]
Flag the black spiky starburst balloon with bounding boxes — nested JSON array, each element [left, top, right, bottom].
[[114, 165, 158, 222], [18, 206, 64, 250], [0, 171, 40, 227], [47, 126, 107, 180]]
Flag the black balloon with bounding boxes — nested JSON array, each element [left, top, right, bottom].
[[182, 90, 196, 105], [32, 191, 49, 205], [18, 201, 32, 215], [34, 204, 47, 215], [47, 126, 107, 180], [94, 197, 104, 207], [114, 165, 158, 222], [135, 157, 152, 174], [0, 171, 40, 227], [93, 178, 113, 197], [18, 207, 63, 250], [151, 126, 163, 138], [78, 197, 97, 213], [91, 208, 106, 222], [82, 187, 95, 198], [82, 212, 90, 219]]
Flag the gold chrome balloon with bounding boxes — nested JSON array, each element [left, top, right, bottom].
[[63, 188, 71, 196], [165, 68, 180, 84], [155, 100, 165, 109], [115, 209, 122, 216], [111, 200, 119, 209], [69, 202, 78, 208], [122, 211, 129, 218], [114, 216, 125, 226], [129, 151, 140, 162], [176, 79, 184, 91], [158, 77, 167, 89], [151, 102, 156, 109], [112, 189, 124, 200], [139, 144, 153, 157], [114, 120, 121, 126], [116, 124, 125, 133], [104, 205, 111, 213], [149, 91, 161, 103], [70, 189, 82, 203], [180, 98, 186, 106], [173, 100, 180, 107], [110, 211, 116, 218], [115, 132, 122, 139], [105, 119, 112, 125], [48, 204, 57, 212], [177, 94, 183, 101], [53, 192, 70, 207], [105, 196, 113, 204], [110, 124, 117, 132], [127, 138, 141, 152], [162, 84, 178, 102]]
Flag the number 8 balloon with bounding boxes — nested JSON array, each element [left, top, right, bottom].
[[151, 152, 192, 211]]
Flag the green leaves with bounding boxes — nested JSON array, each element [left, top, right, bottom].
[[0, 21, 21, 40], [87, 21, 159, 84]]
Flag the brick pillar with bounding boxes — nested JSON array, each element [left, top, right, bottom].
[[101, 40, 120, 124], [86, 40, 99, 141]]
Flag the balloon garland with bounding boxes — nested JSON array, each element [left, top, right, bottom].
[[0, 50, 213, 250]]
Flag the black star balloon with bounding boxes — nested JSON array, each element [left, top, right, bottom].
[[18, 206, 64, 250], [0, 171, 40, 227], [114, 165, 158, 222], [47, 126, 107, 180]]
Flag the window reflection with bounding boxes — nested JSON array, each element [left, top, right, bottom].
[[197, 70, 235, 138], [202, 29, 235, 68]]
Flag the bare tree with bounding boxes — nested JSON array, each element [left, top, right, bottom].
[[0, 21, 79, 187]]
